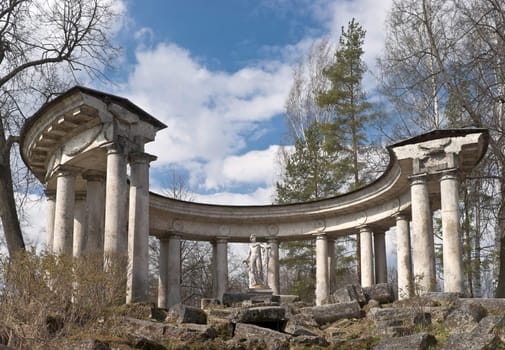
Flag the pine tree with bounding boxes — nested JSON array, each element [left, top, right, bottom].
[[316, 19, 374, 282]]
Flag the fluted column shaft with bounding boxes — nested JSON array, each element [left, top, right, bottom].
[[360, 226, 374, 287], [374, 231, 387, 284], [267, 239, 280, 295], [411, 175, 436, 292], [127, 152, 156, 303], [441, 171, 464, 293], [396, 214, 413, 299], [104, 144, 128, 260], [53, 167, 78, 255], [72, 193, 87, 257], [213, 238, 228, 301], [158, 235, 181, 308], [45, 191, 56, 252], [315, 233, 329, 305], [83, 171, 105, 256]]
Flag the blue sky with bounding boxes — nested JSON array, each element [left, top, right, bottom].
[[106, 0, 393, 205]]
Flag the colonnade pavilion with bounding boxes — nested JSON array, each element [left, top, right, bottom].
[[20, 86, 489, 307]]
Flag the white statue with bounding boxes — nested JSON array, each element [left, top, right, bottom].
[[247, 234, 265, 288]]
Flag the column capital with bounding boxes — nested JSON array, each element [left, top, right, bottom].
[[439, 169, 461, 181], [54, 164, 81, 177], [82, 170, 106, 182], [103, 141, 127, 155], [315, 233, 327, 240], [409, 173, 428, 185], [358, 225, 372, 233], [215, 236, 228, 243], [395, 213, 411, 222], [129, 151, 157, 165], [267, 237, 279, 244]]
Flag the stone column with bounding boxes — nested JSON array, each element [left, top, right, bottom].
[[83, 171, 105, 256], [410, 175, 436, 292], [396, 214, 413, 299], [327, 238, 336, 293], [103, 143, 128, 261], [374, 231, 387, 284], [45, 190, 56, 252], [72, 192, 87, 257], [315, 233, 329, 306], [158, 235, 181, 308], [440, 171, 464, 293], [53, 166, 78, 255], [127, 152, 156, 304], [267, 238, 280, 295], [360, 226, 374, 287], [214, 237, 228, 301]]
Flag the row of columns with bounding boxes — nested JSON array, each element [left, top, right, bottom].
[[157, 237, 281, 308], [46, 143, 156, 304]]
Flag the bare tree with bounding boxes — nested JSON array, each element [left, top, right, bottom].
[[379, 0, 505, 296], [0, 0, 121, 256]]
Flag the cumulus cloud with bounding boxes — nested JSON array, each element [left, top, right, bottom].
[[116, 0, 393, 205]]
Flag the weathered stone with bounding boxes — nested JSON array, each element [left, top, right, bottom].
[[475, 315, 505, 334], [445, 302, 487, 333], [132, 338, 167, 350], [459, 298, 505, 315], [444, 332, 499, 350], [291, 335, 329, 347], [207, 307, 236, 321], [283, 321, 318, 337], [222, 293, 250, 306], [0, 345, 16, 350], [421, 292, 460, 306], [180, 324, 218, 340], [168, 304, 207, 325], [301, 301, 362, 326], [368, 307, 431, 330], [375, 332, 437, 350], [278, 295, 301, 304], [207, 317, 234, 339], [363, 283, 395, 304], [232, 306, 286, 324], [200, 298, 220, 309], [233, 323, 291, 350], [331, 284, 367, 306], [363, 299, 380, 313], [423, 306, 450, 323], [283, 312, 319, 330]]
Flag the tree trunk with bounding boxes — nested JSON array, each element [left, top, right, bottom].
[[0, 126, 25, 256]]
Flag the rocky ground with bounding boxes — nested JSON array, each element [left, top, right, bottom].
[[11, 284, 505, 350]]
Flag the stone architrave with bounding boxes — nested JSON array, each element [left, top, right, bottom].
[[127, 151, 156, 304], [315, 233, 329, 305], [410, 175, 436, 293], [441, 170, 464, 293], [44, 190, 56, 252], [396, 214, 413, 299], [374, 231, 387, 284], [53, 166, 79, 255], [360, 226, 374, 288]]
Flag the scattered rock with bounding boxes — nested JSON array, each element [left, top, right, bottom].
[[475, 315, 505, 334], [445, 302, 487, 333], [278, 295, 301, 304], [232, 306, 285, 324], [363, 283, 395, 304], [331, 284, 367, 306], [459, 298, 505, 316], [444, 332, 499, 350], [168, 304, 207, 325], [301, 301, 362, 326], [368, 307, 431, 329], [291, 335, 329, 347], [234, 323, 291, 350], [200, 298, 220, 309], [375, 332, 437, 350], [283, 321, 317, 336]]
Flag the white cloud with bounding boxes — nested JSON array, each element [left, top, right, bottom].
[[222, 145, 282, 185], [118, 0, 393, 204]]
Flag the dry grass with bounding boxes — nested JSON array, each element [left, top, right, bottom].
[[0, 249, 127, 349]]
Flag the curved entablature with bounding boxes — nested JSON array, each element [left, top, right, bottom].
[[149, 128, 488, 242]]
